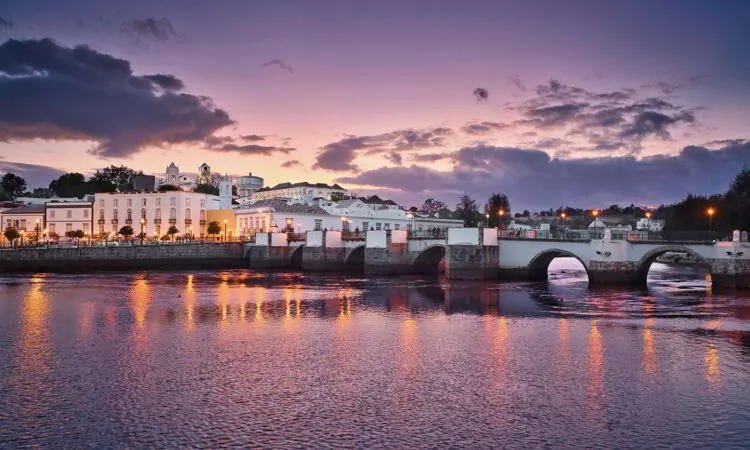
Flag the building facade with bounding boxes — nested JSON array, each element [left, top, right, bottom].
[[251, 182, 348, 202], [94, 191, 220, 238], [45, 201, 94, 236]]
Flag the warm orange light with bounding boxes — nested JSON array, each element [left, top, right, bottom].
[[560, 212, 566, 219], [592, 210, 599, 217], [223, 219, 228, 224], [645, 212, 652, 219], [139, 218, 145, 224], [498, 209, 505, 216], [707, 207, 715, 217]]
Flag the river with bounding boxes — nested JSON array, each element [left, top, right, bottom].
[[1, 259, 749, 448]]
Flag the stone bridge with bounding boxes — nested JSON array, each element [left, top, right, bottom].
[[244, 228, 750, 288]]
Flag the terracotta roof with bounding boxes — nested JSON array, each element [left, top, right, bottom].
[[248, 199, 331, 215], [255, 181, 347, 192]]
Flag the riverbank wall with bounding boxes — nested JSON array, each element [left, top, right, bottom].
[[0, 243, 245, 273]]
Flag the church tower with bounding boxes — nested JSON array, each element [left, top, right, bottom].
[[166, 162, 179, 185], [219, 175, 232, 209]]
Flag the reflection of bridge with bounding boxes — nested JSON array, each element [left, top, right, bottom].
[[244, 228, 750, 288]]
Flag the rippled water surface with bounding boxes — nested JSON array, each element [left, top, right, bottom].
[[1, 259, 749, 448]]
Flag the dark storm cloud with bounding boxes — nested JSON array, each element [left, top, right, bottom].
[[280, 159, 303, 169], [262, 59, 293, 73], [522, 103, 587, 128], [209, 144, 295, 156], [337, 141, 750, 210], [0, 38, 233, 158], [0, 161, 65, 188], [241, 134, 266, 142], [120, 18, 182, 45], [313, 127, 452, 172], [641, 76, 707, 95], [460, 121, 508, 136], [618, 110, 695, 140]]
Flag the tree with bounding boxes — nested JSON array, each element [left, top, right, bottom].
[[485, 193, 511, 227], [90, 165, 141, 192], [194, 184, 219, 195], [3, 228, 19, 247], [420, 198, 448, 217], [29, 187, 53, 198], [329, 191, 348, 202], [66, 230, 85, 239], [167, 226, 179, 240], [158, 184, 181, 192], [1, 173, 27, 200], [49, 172, 92, 198], [522, 210, 531, 217], [207, 221, 221, 238], [726, 167, 750, 232], [454, 193, 480, 227], [118, 225, 134, 240]]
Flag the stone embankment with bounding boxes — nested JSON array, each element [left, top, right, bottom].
[[0, 243, 245, 273]]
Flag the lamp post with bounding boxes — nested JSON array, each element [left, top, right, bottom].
[[485, 213, 489, 227], [139, 218, 145, 245], [223, 219, 228, 241], [43, 229, 48, 247], [20, 230, 24, 247], [707, 207, 715, 241], [154, 231, 159, 245], [560, 212, 566, 237], [498, 209, 505, 228], [592, 210, 599, 239], [35, 218, 40, 245]]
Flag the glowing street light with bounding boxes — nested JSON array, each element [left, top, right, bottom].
[[139, 218, 146, 245], [707, 207, 716, 240], [223, 219, 228, 241]]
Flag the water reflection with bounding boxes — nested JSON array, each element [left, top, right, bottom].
[[642, 318, 658, 375], [129, 275, 150, 329], [587, 320, 604, 403], [705, 343, 721, 385]]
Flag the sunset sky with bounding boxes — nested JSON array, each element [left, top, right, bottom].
[[1, 0, 749, 210]]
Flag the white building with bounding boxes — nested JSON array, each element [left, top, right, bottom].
[[236, 173, 264, 197], [94, 191, 221, 238], [251, 182, 348, 202], [233, 197, 462, 236], [636, 217, 665, 231], [1, 204, 45, 233], [45, 201, 93, 236]]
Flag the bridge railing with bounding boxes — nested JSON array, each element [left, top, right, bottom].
[[408, 229, 448, 239], [286, 232, 306, 242], [342, 231, 366, 241], [499, 228, 724, 243], [498, 229, 602, 241]]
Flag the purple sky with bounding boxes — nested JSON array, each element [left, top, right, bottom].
[[1, 0, 749, 210]]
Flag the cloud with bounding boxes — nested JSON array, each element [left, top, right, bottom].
[[280, 159, 304, 169], [262, 59, 293, 73], [0, 38, 233, 158], [0, 161, 65, 188], [120, 18, 182, 46], [0, 18, 12, 29], [508, 76, 526, 92], [473, 87, 488, 101], [208, 144, 295, 156], [410, 152, 455, 163], [385, 152, 403, 165], [313, 127, 452, 172], [241, 134, 266, 142], [460, 121, 508, 136], [336, 141, 750, 210]]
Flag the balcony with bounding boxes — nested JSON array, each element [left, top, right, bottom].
[[153, 219, 162, 224], [184, 219, 192, 225], [125, 219, 133, 225], [97, 219, 105, 225], [169, 219, 177, 225], [111, 219, 119, 224], [199, 220, 206, 226]]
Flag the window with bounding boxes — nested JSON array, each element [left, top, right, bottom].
[[5, 219, 10, 229], [49, 223, 56, 233], [113, 199, 118, 207], [66, 223, 72, 233], [112, 224, 118, 233], [141, 198, 147, 206], [156, 225, 161, 235], [284, 217, 294, 232], [127, 209, 132, 221], [199, 210, 205, 220], [186, 198, 191, 206], [83, 209, 89, 218], [170, 208, 176, 219], [394, 224, 400, 230], [127, 199, 132, 207], [261, 218, 266, 231], [83, 223, 89, 233], [141, 209, 147, 220], [185, 208, 191, 219], [99, 224, 104, 234], [99, 199, 104, 207], [200, 199, 206, 207], [20, 219, 26, 230], [314, 219, 322, 231], [363, 222, 369, 231], [376, 223, 382, 230], [385, 223, 390, 230], [170, 197, 177, 206], [99, 209, 104, 220], [155, 208, 161, 219], [67, 210, 72, 219], [113, 209, 119, 220], [156, 198, 161, 207], [342, 220, 351, 232]]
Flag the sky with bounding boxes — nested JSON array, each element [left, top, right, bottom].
[[0, 0, 749, 211]]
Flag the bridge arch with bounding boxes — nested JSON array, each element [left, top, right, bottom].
[[290, 245, 304, 269], [636, 245, 711, 283], [412, 245, 446, 273], [344, 245, 365, 267], [527, 248, 589, 281]]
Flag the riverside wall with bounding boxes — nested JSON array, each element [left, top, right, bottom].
[[0, 243, 245, 273]]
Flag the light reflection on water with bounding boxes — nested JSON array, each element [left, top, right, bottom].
[[0, 259, 748, 448]]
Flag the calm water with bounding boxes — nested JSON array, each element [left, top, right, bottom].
[[1, 259, 749, 448]]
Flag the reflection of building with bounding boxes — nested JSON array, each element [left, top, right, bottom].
[[236, 173, 264, 198], [252, 182, 348, 202], [94, 191, 220, 237]]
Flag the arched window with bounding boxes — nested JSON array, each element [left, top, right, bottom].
[[155, 208, 161, 219], [199, 209, 205, 220], [170, 208, 176, 219], [113, 209, 118, 220], [185, 208, 191, 219], [127, 209, 132, 220], [141, 208, 147, 220], [99, 209, 104, 220]]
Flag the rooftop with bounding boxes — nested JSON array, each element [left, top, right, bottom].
[[3, 205, 45, 214], [245, 198, 331, 215], [255, 181, 346, 192]]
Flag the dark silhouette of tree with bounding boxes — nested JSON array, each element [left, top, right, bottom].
[[1, 173, 26, 200], [3, 228, 19, 247], [118, 225, 134, 240], [726, 168, 750, 232], [49, 172, 92, 197], [167, 226, 179, 240], [90, 165, 141, 192], [194, 184, 219, 195], [485, 193, 511, 227], [329, 192, 348, 202], [158, 184, 181, 192], [454, 193, 480, 227], [420, 198, 448, 217], [207, 221, 221, 238]]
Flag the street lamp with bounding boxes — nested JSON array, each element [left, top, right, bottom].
[[223, 219, 228, 241], [707, 207, 715, 240], [592, 210, 600, 238], [560, 212, 566, 236], [139, 218, 145, 245], [485, 213, 489, 227], [35, 218, 40, 244]]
